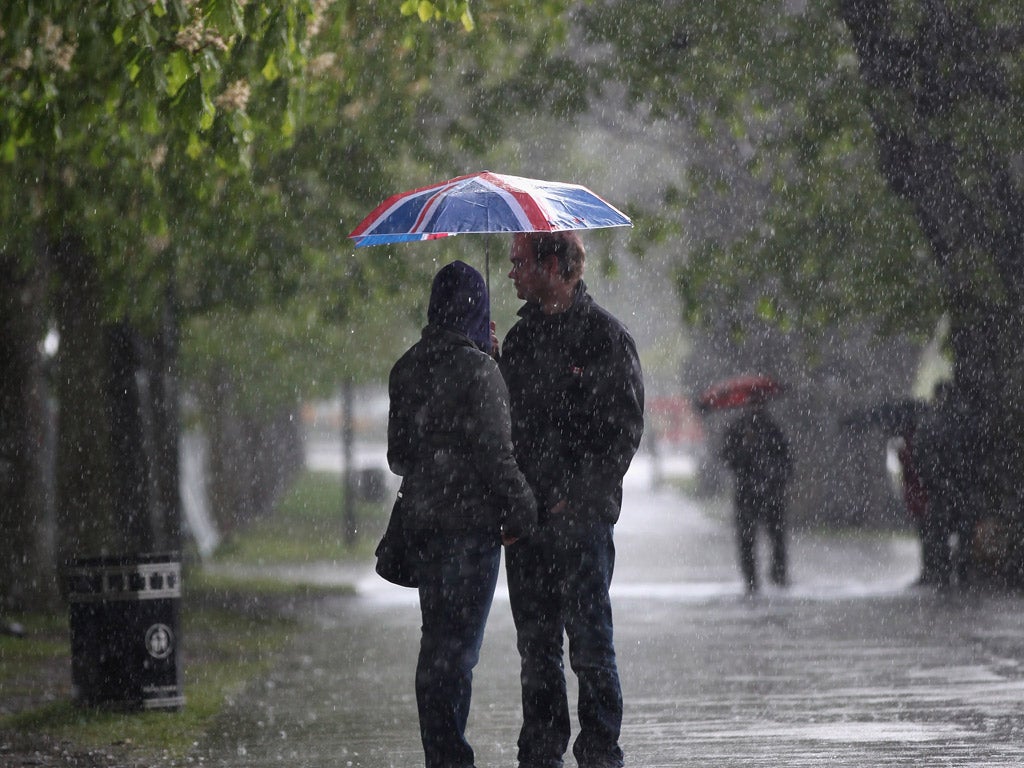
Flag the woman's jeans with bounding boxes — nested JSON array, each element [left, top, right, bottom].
[[505, 519, 623, 768], [416, 531, 501, 768]]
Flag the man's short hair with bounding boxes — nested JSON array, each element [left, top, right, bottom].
[[533, 231, 585, 282]]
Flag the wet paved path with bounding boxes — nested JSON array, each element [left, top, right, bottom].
[[198, 465, 1024, 767]]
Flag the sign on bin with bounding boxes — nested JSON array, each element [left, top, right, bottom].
[[64, 553, 184, 710]]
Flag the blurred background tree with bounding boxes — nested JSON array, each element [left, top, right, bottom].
[[1, 0, 337, 605], [580, 0, 1024, 575]]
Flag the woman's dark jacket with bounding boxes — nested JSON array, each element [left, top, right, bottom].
[[387, 325, 536, 539], [499, 281, 645, 525]]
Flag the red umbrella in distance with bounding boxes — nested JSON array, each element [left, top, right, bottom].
[[696, 375, 784, 412]]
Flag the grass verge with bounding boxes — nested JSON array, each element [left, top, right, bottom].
[[0, 469, 389, 767], [212, 470, 390, 563], [0, 595, 296, 765]]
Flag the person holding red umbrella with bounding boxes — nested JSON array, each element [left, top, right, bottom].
[[720, 397, 794, 594]]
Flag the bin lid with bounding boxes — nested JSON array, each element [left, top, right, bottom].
[[63, 551, 181, 569]]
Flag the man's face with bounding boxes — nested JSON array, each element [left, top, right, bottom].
[[508, 234, 547, 303]]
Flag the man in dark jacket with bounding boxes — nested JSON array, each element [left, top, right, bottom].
[[500, 232, 644, 768], [388, 260, 536, 768], [720, 401, 792, 593]]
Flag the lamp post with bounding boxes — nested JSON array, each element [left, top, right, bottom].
[[341, 379, 356, 545]]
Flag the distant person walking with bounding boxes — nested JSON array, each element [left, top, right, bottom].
[[500, 231, 644, 768], [387, 260, 536, 768], [894, 420, 936, 584], [913, 381, 976, 588], [720, 400, 793, 593]]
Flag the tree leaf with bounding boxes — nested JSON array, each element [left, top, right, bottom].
[[262, 52, 281, 81]]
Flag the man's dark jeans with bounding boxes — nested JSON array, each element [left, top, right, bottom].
[[416, 532, 501, 768], [506, 519, 624, 768]]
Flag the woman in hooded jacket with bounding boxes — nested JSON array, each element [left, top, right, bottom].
[[387, 260, 536, 768]]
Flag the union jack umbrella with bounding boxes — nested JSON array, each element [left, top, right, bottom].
[[348, 171, 632, 248]]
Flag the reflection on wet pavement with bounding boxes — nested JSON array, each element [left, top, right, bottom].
[[196, 483, 1024, 767]]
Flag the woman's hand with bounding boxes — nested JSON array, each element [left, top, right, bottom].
[[490, 320, 500, 358]]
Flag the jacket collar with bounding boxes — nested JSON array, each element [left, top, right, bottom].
[[518, 280, 591, 321], [420, 324, 478, 350]]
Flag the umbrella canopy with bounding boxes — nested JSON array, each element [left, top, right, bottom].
[[696, 374, 785, 412], [840, 398, 928, 436], [348, 171, 632, 247]]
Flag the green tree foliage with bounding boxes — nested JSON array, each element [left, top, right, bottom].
[[175, 0, 583, 398], [0, 0, 583, 402], [0, 0, 336, 587], [1, 2, 322, 309], [0, 1, 584, 595], [580, 0, 943, 338], [3, 1, 583, 404]]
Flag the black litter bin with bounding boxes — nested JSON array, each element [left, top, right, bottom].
[[64, 552, 184, 710]]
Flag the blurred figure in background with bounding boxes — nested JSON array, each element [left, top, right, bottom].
[[893, 417, 936, 585], [720, 399, 793, 594], [914, 381, 976, 588]]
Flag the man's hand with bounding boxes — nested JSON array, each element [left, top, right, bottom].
[[549, 499, 569, 516]]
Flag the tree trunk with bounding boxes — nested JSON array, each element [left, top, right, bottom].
[[106, 321, 157, 551], [50, 238, 184, 564], [149, 289, 183, 552], [0, 252, 57, 610], [205, 366, 248, 537], [841, 0, 1024, 582], [948, 295, 1024, 584], [51, 236, 124, 564]]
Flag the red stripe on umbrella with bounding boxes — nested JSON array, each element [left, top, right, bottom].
[[479, 172, 553, 230], [410, 186, 453, 232], [348, 174, 469, 238]]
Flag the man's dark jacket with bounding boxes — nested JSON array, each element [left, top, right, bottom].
[[499, 281, 645, 525], [387, 325, 536, 539]]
